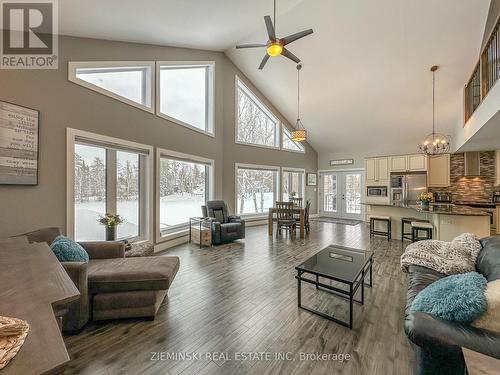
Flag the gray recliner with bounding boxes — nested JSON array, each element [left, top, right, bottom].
[[201, 200, 245, 245]]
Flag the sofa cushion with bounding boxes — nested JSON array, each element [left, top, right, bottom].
[[88, 256, 180, 294], [477, 236, 500, 281], [22, 227, 61, 245], [405, 266, 445, 319], [50, 235, 89, 263], [410, 272, 487, 323]]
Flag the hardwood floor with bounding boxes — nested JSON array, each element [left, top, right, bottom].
[[56, 222, 414, 375]]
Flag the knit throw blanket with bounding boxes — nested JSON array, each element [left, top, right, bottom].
[[401, 233, 481, 275]]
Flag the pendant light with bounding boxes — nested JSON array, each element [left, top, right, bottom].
[[291, 63, 307, 142], [418, 65, 451, 155]]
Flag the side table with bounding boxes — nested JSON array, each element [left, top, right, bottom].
[[189, 217, 212, 248]]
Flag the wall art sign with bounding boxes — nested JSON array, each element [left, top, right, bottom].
[[0, 101, 39, 184], [330, 159, 354, 166]]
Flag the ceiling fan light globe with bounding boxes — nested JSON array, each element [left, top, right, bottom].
[[267, 43, 283, 57]]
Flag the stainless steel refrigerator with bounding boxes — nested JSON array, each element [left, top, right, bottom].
[[390, 173, 427, 205]]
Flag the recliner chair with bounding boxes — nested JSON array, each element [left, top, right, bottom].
[[201, 200, 245, 245]]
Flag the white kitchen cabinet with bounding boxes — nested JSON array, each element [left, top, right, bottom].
[[495, 150, 500, 186], [427, 154, 450, 187], [365, 157, 389, 184], [389, 154, 427, 172], [390, 155, 407, 172], [365, 158, 376, 182], [408, 154, 427, 171]]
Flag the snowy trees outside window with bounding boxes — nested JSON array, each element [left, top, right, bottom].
[[236, 167, 278, 215], [74, 144, 141, 241], [236, 79, 279, 148], [159, 158, 209, 232]]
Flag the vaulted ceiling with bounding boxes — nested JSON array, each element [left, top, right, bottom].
[[60, 0, 491, 155]]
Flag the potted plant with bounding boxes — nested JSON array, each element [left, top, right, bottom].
[[416, 192, 433, 209], [98, 213, 124, 241]]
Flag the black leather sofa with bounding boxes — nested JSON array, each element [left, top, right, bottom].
[[201, 200, 245, 245], [404, 236, 500, 375]]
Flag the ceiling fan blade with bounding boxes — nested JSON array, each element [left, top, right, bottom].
[[282, 29, 314, 45], [258, 54, 270, 70], [236, 43, 267, 49], [264, 15, 276, 40], [281, 48, 301, 64]]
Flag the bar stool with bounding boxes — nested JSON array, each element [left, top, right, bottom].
[[411, 221, 433, 242], [370, 215, 391, 241], [401, 217, 430, 242]]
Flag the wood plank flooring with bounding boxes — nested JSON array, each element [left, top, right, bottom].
[[55, 222, 414, 375]]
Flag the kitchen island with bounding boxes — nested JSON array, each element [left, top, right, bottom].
[[364, 203, 490, 241]]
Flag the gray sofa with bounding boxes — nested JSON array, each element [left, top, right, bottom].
[[21, 227, 179, 332], [404, 235, 500, 374], [202, 200, 245, 245]]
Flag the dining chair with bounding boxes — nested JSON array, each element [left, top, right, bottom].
[[304, 200, 311, 234], [275, 201, 296, 238], [289, 197, 303, 208]]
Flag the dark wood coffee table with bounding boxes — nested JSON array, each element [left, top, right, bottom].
[[295, 245, 373, 329]]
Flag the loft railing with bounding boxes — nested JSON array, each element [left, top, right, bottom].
[[464, 17, 500, 123]]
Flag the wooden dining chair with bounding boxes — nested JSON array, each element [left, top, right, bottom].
[[304, 200, 311, 234], [289, 197, 303, 208], [275, 201, 296, 238]]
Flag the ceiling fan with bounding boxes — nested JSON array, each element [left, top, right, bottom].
[[236, 0, 313, 70]]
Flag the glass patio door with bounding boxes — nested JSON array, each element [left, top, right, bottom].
[[319, 171, 363, 220]]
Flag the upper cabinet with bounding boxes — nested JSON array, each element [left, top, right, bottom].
[[365, 157, 389, 184], [496, 150, 500, 186], [428, 154, 450, 187], [390, 154, 427, 173]]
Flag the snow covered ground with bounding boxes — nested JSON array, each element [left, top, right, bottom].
[[75, 192, 276, 241]]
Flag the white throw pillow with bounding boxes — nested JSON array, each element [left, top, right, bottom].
[[472, 279, 500, 333]]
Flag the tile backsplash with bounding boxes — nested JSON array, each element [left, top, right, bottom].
[[429, 151, 498, 203]]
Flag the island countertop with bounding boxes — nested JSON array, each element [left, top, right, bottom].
[[362, 203, 490, 216]]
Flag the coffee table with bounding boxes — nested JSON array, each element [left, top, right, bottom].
[[295, 245, 373, 329]]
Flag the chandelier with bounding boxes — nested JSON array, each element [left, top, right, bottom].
[[418, 65, 451, 155], [291, 63, 307, 142]]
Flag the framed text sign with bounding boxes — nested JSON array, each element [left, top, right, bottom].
[[0, 101, 39, 185], [330, 159, 354, 166]]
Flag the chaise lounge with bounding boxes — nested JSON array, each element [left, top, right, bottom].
[[21, 227, 180, 331]]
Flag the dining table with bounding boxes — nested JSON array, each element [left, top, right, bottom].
[[268, 206, 305, 239]]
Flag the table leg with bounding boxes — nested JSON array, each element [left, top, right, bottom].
[[349, 285, 353, 329], [361, 270, 365, 304], [369, 259, 373, 287], [268, 210, 273, 236], [297, 271, 302, 307], [189, 219, 192, 243], [199, 221, 202, 249], [316, 274, 319, 290], [300, 210, 305, 239]]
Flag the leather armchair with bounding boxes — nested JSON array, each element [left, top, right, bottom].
[[404, 237, 500, 375], [201, 200, 245, 245]]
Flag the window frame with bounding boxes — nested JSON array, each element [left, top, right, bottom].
[[68, 61, 155, 114], [234, 162, 280, 218], [156, 148, 215, 242], [156, 61, 215, 137], [282, 126, 306, 153], [66, 128, 154, 242], [281, 167, 306, 201], [235, 76, 281, 150]]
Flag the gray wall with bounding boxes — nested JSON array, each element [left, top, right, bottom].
[[0, 36, 317, 238]]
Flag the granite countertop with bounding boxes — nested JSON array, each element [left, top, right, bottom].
[[362, 202, 490, 216]]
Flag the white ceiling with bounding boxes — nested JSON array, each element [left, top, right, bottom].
[[59, 0, 491, 156]]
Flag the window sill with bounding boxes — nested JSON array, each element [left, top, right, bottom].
[[157, 228, 189, 243]]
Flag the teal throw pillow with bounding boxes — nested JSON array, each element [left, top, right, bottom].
[[50, 235, 89, 263], [410, 272, 487, 323]]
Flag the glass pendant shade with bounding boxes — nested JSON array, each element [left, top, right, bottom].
[[292, 64, 307, 142]]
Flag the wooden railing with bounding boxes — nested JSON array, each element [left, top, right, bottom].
[[464, 17, 500, 123]]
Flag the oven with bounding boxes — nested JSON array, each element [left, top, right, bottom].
[[367, 186, 388, 197]]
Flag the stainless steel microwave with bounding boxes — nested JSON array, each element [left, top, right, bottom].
[[367, 186, 388, 197]]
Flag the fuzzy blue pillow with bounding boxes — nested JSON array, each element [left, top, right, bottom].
[[50, 235, 89, 263], [411, 272, 487, 323]]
